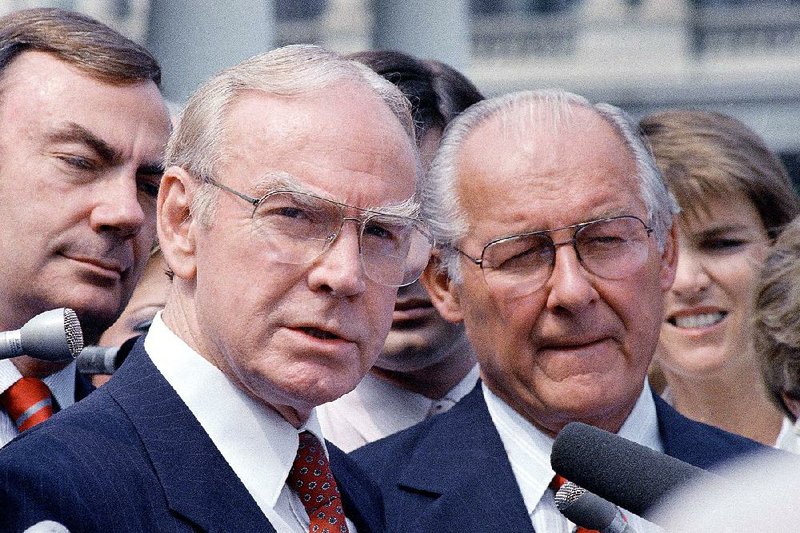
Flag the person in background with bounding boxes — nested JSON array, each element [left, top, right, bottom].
[[89, 247, 170, 386], [318, 50, 484, 451], [753, 215, 800, 452], [641, 109, 800, 446], [0, 8, 171, 446], [0, 43, 433, 531], [352, 89, 767, 532]]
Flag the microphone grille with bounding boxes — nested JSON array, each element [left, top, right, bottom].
[[63, 308, 84, 357], [554, 481, 586, 511]]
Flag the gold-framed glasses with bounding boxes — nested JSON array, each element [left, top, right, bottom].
[[456, 215, 654, 297], [206, 178, 434, 287]]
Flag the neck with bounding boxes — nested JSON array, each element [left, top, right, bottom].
[[665, 364, 783, 445], [370, 348, 476, 400]]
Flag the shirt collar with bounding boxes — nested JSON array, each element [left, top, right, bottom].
[[484, 380, 662, 515], [0, 358, 76, 409], [144, 312, 326, 516]]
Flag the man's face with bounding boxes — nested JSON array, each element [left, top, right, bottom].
[[162, 82, 418, 425], [432, 106, 676, 435], [0, 51, 171, 343]]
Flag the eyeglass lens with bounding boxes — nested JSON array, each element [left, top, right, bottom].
[[251, 191, 432, 287], [480, 216, 651, 298]]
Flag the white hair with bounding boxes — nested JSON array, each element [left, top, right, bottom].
[[164, 44, 420, 226], [425, 89, 679, 281]]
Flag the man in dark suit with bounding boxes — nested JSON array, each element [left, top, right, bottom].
[[352, 89, 768, 532], [0, 44, 434, 531], [0, 8, 172, 446]]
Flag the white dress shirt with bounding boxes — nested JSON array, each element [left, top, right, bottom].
[[318, 364, 480, 452], [485, 381, 663, 533], [145, 313, 357, 532], [0, 358, 77, 447], [775, 416, 800, 453]]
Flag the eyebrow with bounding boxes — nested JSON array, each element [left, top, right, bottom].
[[693, 224, 761, 238], [47, 122, 164, 177], [253, 171, 421, 219]]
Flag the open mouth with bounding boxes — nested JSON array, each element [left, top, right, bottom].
[[667, 311, 727, 329], [298, 327, 341, 340]]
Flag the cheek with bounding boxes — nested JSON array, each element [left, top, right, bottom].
[[463, 292, 538, 368], [365, 287, 400, 351]]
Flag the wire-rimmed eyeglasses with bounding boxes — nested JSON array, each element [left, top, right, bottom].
[[205, 177, 434, 287], [455, 215, 654, 298]]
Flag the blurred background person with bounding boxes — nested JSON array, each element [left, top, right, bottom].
[[753, 215, 800, 452], [86, 247, 170, 387], [0, 8, 171, 446], [318, 50, 484, 451], [641, 109, 800, 446]]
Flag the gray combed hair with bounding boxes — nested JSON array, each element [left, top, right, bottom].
[[425, 89, 678, 281], [164, 44, 419, 226]]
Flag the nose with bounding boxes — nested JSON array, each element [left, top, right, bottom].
[[306, 219, 367, 298], [669, 243, 710, 299], [89, 173, 147, 239], [544, 241, 598, 312]]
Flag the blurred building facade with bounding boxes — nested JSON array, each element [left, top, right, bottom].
[[3, 0, 798, 182]]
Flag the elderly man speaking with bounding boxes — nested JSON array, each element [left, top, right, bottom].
[[352, 90, 768, 532], [0, 45, 433, 532]]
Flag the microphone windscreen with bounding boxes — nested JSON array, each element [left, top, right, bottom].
[[555, 482, 618, 530], [63, 308, 84, 357], [551, 422, 714, 517]]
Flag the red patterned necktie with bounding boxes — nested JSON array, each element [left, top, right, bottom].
[[551, 474, 599, 533], [0, 377, 54, 432], [288, 431, 349, 533]]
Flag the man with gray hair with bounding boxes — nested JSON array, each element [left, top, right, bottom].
[[0, 44, 433, 532], [352, 89, 768, 532]]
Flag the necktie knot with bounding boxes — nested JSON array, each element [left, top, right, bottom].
[[1, 377, 53, 432], [288, 431, 349, 533]]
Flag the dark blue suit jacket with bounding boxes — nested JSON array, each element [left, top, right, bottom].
[[0, 341, 384, 532], [351, 383, 767, 533]]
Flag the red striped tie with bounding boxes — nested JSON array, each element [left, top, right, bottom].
[[551, 474, 599, 533], [1, 377, 54, 432]]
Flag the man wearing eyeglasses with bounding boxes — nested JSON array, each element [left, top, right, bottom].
[[0, 45, 431, 532], [352, 90, 769, 532]]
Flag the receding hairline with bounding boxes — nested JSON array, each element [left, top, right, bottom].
[[212, 79, 418, 179], [453, 96, 636, 185]]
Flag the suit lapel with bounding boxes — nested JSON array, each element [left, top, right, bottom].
[[392, 386, 535, 532], [329, 443, 384, 532], [106, 342, 274, 532]]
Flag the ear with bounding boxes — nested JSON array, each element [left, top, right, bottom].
[[782, 393, 800, 421], [420, 253, 464, 323], [659, 216, 679, 291], [157, 166, 197, 281]]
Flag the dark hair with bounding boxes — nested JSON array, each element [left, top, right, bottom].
[[0, 7, 161, 87], [347, 50, 484, 142]]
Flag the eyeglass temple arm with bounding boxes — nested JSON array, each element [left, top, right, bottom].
[[205, 177, 260, 207], [454, 246, 482, 266]]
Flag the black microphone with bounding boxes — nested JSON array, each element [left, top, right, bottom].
[[77, 336, 138, 374], [555, 481, 640, 533], [550, 422, 718, 520], [0, 308, 84, 362]]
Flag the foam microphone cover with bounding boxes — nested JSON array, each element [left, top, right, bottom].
[[550, 422, 715, 517]]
